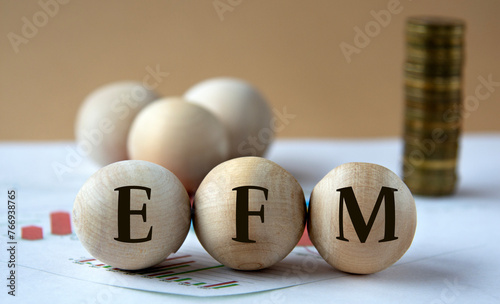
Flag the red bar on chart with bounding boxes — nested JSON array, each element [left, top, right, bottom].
[[50, 211, 72, 235], [78, 258, 96, 263], [22, 225, 43, 240], [164, 277, 180, 281]]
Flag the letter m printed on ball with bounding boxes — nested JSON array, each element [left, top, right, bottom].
[[336, 186, 398, 243], [309, 163, 416, 274]]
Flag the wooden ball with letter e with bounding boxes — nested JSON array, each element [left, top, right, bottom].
[[193, 157, 306, 270], [309, 162, 417, 274], [72, 160, 191, 270]]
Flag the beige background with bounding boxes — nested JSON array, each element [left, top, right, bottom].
[[1, 0, 499, 140]]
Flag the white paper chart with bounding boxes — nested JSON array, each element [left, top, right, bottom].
[[1, 209, 345, 297]]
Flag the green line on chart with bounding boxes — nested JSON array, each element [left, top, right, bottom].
[[156, 265, 225, 278], [213, 284, 239, 289]]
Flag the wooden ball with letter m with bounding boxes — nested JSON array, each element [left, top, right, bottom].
[[309, 162, 417, 274]]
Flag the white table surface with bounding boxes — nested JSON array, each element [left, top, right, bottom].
[[1, 133, 499, 303]]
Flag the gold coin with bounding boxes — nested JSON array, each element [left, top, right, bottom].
[[406, 99, 461, 111], [405, 118, 461, 131], [403, 180, 456, 196], [404, 171, 457, 182], [404, 175, 457, 186], [404, 134, 460, 146], [404, 167, 457, 176], [405, 75, 461, 91], [404, 127, 461, 143], [403, 171, 457, 187], [405, 72, 461, 83], [404, 131, 461, 145], [405, 106, 462, 123], [405, 61, 462, 77], [403, 157, 457, 170], [404, 144, 459, 159], [406, 16, 465, 36], [405, 86, 461, 102], [406, 34, 463, 48]]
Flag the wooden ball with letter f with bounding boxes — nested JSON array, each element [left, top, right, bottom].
[[193, 157, 307, 270]]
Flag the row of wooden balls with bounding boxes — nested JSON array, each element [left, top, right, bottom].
[[73, 157, 417, 275], [75, 77, 274, 194]]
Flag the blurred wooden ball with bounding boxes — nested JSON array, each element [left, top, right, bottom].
[[193, 157, 306, 270], [184, 77, 274, 158], [127, 97, 229, 194], [75, 81, 160, 166], [309, 162, 417, 274], [72, 160, 191, 270]]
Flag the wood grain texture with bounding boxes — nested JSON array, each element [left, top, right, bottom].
[[309, 162, 417, 274], [75, 81, 160, 166], [72, 160, 191, 270], [193, 157, 306, 270], [127, 97, 229, 194]]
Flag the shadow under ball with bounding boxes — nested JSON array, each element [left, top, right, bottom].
[[193, 157, 306, 270], [72, 160, 191, 270], [309, 162, 417, 274]]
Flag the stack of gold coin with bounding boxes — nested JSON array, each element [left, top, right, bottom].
[[403, 16, 465, 196]]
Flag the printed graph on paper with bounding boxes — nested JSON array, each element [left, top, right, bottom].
[[60, 233, 344, 296], [4, 209, 346, 297], [72, 253, 240, 291]]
